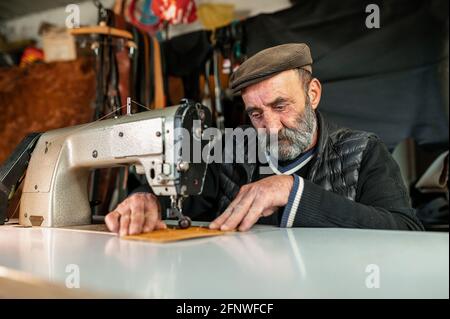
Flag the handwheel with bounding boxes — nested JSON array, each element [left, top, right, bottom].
[[178, 216, 192, 229]]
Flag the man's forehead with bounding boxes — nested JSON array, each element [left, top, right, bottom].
[[242, 70, 299, 101]]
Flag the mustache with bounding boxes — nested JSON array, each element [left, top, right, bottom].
[[277, 126, 300, 142], [266, 117, 310, 144]]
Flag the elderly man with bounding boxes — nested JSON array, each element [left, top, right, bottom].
[[105, 43, 424, 235]]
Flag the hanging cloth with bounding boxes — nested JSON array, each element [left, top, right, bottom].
[[142, 32, 152, 107], [151, 0, 197, 25], [128, 0, 161, 34], [140, 0, 160, 25], [151, 36, 166, 109], [197, 3, 234, 30]]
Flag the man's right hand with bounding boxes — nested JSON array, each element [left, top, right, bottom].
[[105, 193, 166, 236]]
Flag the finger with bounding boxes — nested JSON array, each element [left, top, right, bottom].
[[209, 209, 233, 229], [221, 191, 257, 231], [143, 196, 160, 233], [209, 187, 250, 229], [129, 199, 145, 235], [210, 200, 243, 229], [118, 205, 131, 237], [239, 207, 275, 232], [155, 220, 167, 230], [105, 211, 121, 233]]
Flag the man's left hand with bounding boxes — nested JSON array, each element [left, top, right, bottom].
[[209, 175, 294, 232]]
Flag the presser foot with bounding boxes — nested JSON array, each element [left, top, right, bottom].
[[169, 196, 191, 229]]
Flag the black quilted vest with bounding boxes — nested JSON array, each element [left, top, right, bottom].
[[216, 111, 377, 213]]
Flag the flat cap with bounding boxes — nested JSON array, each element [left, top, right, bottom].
[[229, 43, 313, 94]]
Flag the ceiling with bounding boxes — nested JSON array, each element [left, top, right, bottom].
[[0, 0, 88, 21]]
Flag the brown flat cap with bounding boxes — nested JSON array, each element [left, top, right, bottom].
[[229, 43, 313, 94]]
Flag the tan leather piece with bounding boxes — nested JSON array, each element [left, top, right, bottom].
[[152, 36, 165, 109], [123, 226, 229, 243], [0, 58, 95, 164], [143, 33, 151, 107]]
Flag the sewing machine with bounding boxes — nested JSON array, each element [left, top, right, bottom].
[[9, 100, 211, 228]]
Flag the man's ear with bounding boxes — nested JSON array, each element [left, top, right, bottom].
[[308, 78, 322, 110]]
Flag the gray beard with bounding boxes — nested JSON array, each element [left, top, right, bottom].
[[267, 101, 317, 162]]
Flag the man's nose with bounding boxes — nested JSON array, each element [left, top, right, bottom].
[[261, 113, 283, 132]]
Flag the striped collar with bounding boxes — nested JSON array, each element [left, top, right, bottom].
[[267, 147, 316, 175]]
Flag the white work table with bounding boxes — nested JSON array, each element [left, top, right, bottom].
[[0, 223, 448, 298]]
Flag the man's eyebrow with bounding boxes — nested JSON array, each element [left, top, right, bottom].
[[246, 106, 262, 114], [267, 96, 292, 108]]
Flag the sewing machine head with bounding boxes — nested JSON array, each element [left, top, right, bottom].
[[19, 100, 211, 228]]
